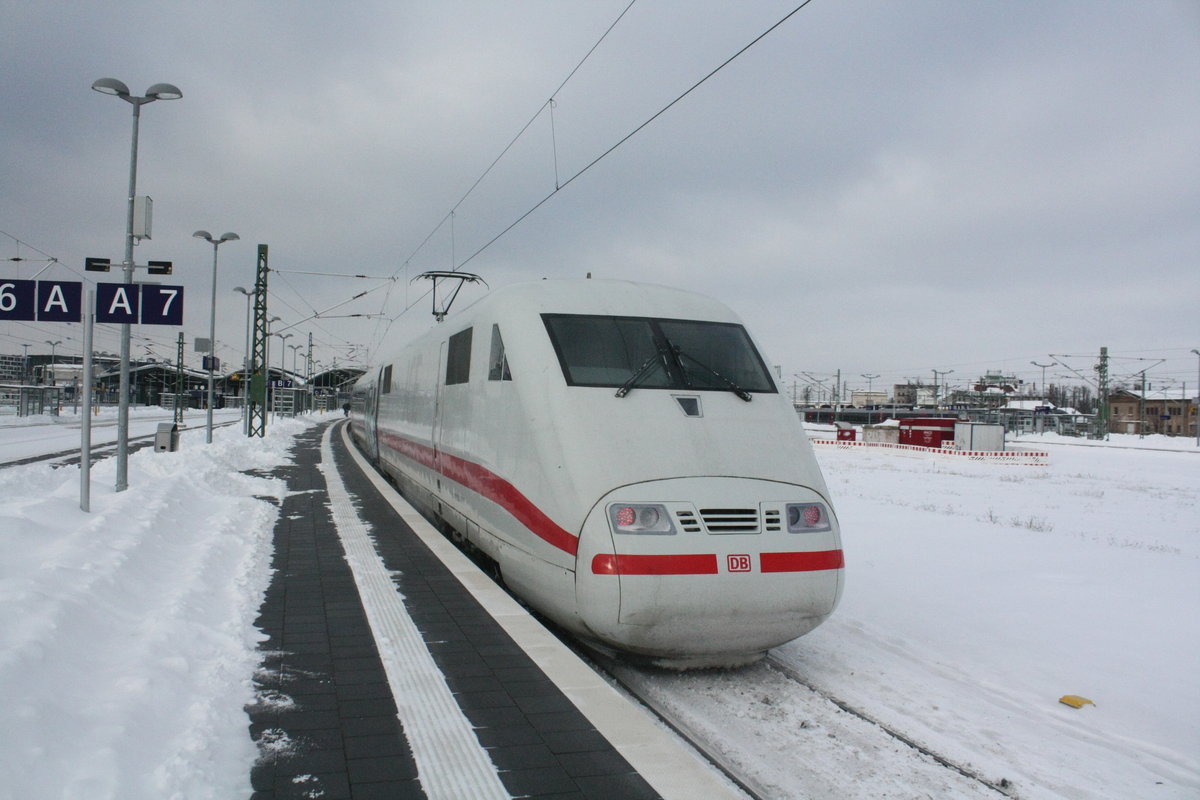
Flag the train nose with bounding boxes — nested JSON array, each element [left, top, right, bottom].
[[574, 478, 844, 666]]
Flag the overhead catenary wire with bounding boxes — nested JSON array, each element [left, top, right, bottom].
[[271, 284, 393, 336], [355, 1, 643, 360], [0, 230, 112, 286], [453, 0, 818, 272], [394, 0, 640, 278], [1, 230, 61, 279], [271, 269, 399, 280], [246, 260, 398, 367], [267, 290, 369, 361], [380, 0, 819, 343], [364, 0, 642, 361], [243, 1, 823, 371]]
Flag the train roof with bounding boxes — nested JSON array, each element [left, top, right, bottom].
[[357, 278, 753, 378], [451, 278, 743, 324]]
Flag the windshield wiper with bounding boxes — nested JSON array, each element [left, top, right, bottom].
[[614, 351, 665, 398], [672, 345, 753, 402]]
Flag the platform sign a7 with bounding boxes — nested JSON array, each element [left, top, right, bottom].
[[141, 285, 184, 325]]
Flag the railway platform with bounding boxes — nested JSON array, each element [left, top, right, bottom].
[[247, 420, 744, 800]]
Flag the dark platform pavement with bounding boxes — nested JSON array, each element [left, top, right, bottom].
[[245, 421, 672, 799]]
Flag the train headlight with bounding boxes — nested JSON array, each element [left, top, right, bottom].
[[609, 504, 675, 534], [786, 502, 831, 533]]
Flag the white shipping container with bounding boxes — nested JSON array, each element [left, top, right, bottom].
[[863, 425, 900, 444], [954, 422, 1005, 451]]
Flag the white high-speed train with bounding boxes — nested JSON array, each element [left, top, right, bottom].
[[349, 278, 843, 667]]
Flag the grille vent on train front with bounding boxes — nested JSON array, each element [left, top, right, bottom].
[[699, 508, 759, 533], [674, 510, 703, 533]]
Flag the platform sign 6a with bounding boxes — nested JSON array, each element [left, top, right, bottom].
[[95, 283, 184, 325], [0, 279, 83, 322]]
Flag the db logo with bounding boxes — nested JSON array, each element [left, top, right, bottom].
[[727, 554, 752, 573]]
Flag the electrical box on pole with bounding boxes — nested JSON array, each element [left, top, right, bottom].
[[133, 196, 153, 240], [248, 244, 269, 437]]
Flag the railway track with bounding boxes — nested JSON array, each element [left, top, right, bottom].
[[590, 649, 1021, 800], [478, 579, 1022, 799], [763, 654, 1017, 798], [0, 419, 241, 469], [578, 646, 775, 800]]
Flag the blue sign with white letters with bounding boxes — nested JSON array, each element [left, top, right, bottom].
[[0, 279, 37, 320], [96, 283, 139, 324], [141, 285, 184, 325], [37, 280, 82, 322], [1, 278, 184, 325]]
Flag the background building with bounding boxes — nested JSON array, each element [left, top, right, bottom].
[[1108, 389, 1197, 436]]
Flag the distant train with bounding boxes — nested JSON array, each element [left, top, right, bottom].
[[349, 279, 844, 668]]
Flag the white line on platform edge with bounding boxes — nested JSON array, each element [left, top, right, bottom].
[[335, 422, 747, 800], [318, 424, 511, 800]]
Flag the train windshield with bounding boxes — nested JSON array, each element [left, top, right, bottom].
[[541, 314, 777, 395]]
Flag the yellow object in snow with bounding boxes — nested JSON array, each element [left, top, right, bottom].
[[1059, 695, 1095, 709]]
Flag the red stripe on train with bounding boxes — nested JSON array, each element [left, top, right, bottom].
[[760, 550, 845, 572], [593, 551, 843, 575], [592, 553, 719, 575], [377, 429, 579, 556]]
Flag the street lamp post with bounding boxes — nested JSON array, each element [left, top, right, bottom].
[[264, 316, 281, 411], [932, 369, 954, 410], [92, 77, 181, 491], [234, 287, 254, 435], [289, 343, 303, 379], [274, 333, 293, 376], [861, 373, 880, 422], [194, 231, 239, 443], [1031, 360, 1053, 400], [45, 340, 62, 385], [274, 332, 292, 416]]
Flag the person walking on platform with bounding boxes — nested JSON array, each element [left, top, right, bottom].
[[342, 401, 351, 417]]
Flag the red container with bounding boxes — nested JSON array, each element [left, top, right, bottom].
[[836, 428, 857, 441], [898, 418, 957, 448]]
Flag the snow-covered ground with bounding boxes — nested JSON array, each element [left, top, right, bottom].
[[795, 432, 1199, 799], [0, 405, 246, 462], [634, 428, 1200, 799], [0, 412, 1196, 799], [0, 407, 301, 799]]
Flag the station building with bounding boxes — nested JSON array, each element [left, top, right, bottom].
[[1108, 389, 1197, 437]]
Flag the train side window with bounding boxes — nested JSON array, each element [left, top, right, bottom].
[[488, 324, 512, 381], [381, 364, 393, 394], [446, 327, 472, 385]]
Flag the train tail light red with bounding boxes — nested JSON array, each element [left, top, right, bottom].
[[786, 503, 831, 533], [609, 504, 676, 534]]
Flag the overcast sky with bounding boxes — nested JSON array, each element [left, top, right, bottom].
[[2, 0, 1197, 399]]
